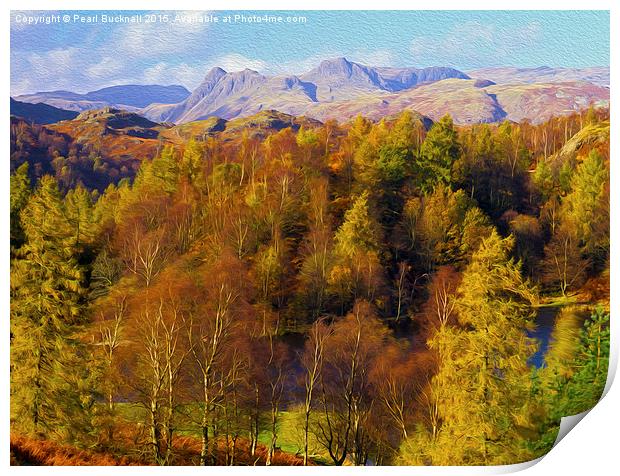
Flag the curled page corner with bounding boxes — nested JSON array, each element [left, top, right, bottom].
[[553, 410, 591, 448], [492, 456, 545, 474]]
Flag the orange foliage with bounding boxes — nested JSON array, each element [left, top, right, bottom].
[[10, 433, 309, 466], [10, 434, 141, 466]]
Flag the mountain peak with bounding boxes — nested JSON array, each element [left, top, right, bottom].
[[317, 57, 354, 75], [204, 67, 227, 81]]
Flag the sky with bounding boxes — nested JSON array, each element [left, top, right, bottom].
[[10, 10, 610, 95]]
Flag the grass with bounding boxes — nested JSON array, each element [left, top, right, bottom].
[[10, 434, 141, 466], [112, 402, 329, 464], [536, 294, 580, 308]]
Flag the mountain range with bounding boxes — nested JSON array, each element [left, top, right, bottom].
[[14, 84, 190, 113], [12, 58, 609, 125]]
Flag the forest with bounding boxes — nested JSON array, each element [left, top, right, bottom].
[[9, 105, 610, 466]]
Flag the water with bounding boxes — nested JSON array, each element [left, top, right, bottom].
[[528, 306, 563, 368]]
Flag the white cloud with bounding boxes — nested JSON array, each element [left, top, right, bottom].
[[348, 49, 397, 67], [113, 10, 213, 58], [216, 54, 268, 73], [87, 56, 124, 79], [142, 62, 208, 88], [410, 21, 543, 68], [138, 54, 270, 90], [12, 47, 82, 93]]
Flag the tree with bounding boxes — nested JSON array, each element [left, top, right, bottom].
[[542, 226, 588, 296], [297, 178, 332, 320], [185, 255, 251, 465], [315, 301, 391, 465], [301, 317, 332, 465], [329, 193, 385, 311], [180, 139, 205, 185], [532, 307, 609, 454], [64, 184, 97, 253], [417, 115, 459, 192], [150, 145, 180, 194], [129, 278, 192, 465], [506, 213, 543, 278], [10, 176, 89, 440], [556, 307, 609, 414], [403, 231, 538, 465], [119, 221, 171, 287], [10, 161, 31, 249], [561, 149, 609, 256], [401, 185, 490, 271], [334, 193, 381, 258]]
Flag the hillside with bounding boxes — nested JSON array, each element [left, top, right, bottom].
[[468, 66, 609, 87], [14, 59, 608, 126], [10, 98, 79, 124], [10, 108, 163, 190], [15, 84, 190, 113]]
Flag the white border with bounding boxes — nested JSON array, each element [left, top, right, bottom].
[[3, 1, 617, 475]]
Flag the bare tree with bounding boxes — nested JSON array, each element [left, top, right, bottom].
[[122, 224, 170, 286], [95, 294, 127, 412], [315, 301, 389, 466], [300, 317, 331, 465], [394, 262, 411, 322], [187, 282, 238, 465], [542, 227, 589, 296], [136, 294, 190, 465]]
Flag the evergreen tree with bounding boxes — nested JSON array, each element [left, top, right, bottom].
[[10, 176, 90, 439], [180, 139, 205, 186], [64, 184, 96, 253], [417, 115, 459, 192], [10, 162, 31, 249], [531, 307, 609, 454], [401, 231, 537, 465], [329, 193, 385, 311], [562, 149, 608, 255], [334, 192, 381, 258]]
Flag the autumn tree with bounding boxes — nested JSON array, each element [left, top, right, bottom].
[[128, 274, 192, 465], [328, 193, 385, 312], [417, 114, 459, 192], [10, 176, 93, 441], [301, 317, 332, 465], [400, 231, 538, 465], [561, 149, 609, 261], [315, 300, 391, 465], [10, 161, 31, 249], [542, 226, 588, 296], [185, 254, 252, 465]]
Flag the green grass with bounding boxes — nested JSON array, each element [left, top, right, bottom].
[[113, 402, 330, 463], [536, 294, 580, 308]]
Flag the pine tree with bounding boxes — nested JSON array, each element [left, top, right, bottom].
[[562, 149, 608, 254], [402, 231, 538, 465], [10, 175, 89, 439], [329, 193, 384, 311], [417, 114, 459, 192], [64, 184, 96, 253], [180, 139, 205, 186], [10, 162, 31, 249], [134, 145, 179, 194], [334, 193, 381, 258], [531, 307, 609, 455]]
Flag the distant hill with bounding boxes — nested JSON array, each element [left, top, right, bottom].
[[10, 98, 78, 124], [143, 58, 470, 124], [159, 109, 325, 143], [13, 59, 610, 125], [141, 59, 608, 125], [15, 84, 190, 113], [10, 107, 332, 191], [468, 66, 609, 88]]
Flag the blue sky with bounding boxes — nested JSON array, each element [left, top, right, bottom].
[[10, 10, 610, 95]]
